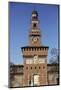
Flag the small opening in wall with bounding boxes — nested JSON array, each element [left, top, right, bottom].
[[35, 67, 36, 69], [26, 67, 28, 69], [33, 23, 36, 28], [39, 67, 40, 69], [31, 67, 32, 69], [43, 66, 45, 69]]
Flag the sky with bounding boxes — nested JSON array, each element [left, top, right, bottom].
[[9, 2, 59, 64]]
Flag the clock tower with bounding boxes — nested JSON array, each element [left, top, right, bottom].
[[29, 10, 41, 46], [21, 10, 49, 86]]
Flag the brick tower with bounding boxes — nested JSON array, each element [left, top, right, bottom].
[[21, 10, 49, 86]]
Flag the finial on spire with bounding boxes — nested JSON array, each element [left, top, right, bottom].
[[32, 9, 38, 16]]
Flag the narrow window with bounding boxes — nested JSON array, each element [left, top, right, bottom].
[[43, 66, 45, 69], [35, 67, 36, 69], [31, 67, 32, 69], [33, 23, 36, 28], [26, 67, 28, 69], [39, 67, 40, 69]]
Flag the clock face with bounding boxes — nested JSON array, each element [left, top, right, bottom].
[[32, 37, 38, 42]]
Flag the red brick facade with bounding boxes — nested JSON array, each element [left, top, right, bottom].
[[21, 10, 49, 86]]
